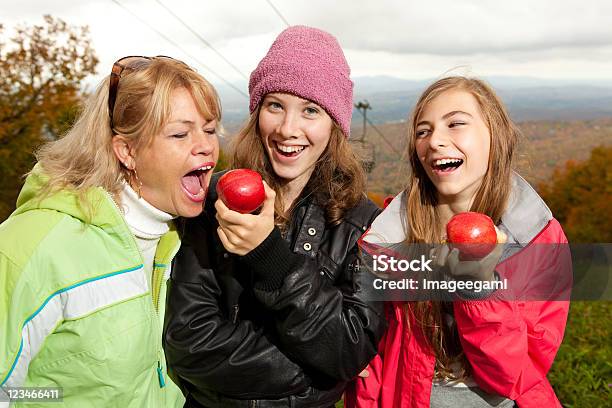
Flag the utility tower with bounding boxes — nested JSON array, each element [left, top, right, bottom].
[[352, 100, 375, 173], [354, 100, 371, 142]]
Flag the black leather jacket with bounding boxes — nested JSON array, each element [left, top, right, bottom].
[[164, 173, 386, 408]]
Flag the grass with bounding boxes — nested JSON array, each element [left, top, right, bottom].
[[549, 301, 611, 407]]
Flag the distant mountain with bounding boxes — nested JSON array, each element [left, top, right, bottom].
[[214, 76, 612, 126], [359, 117, 612, 196]]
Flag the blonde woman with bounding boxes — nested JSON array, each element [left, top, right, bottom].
[[0, 56, 220, 407]]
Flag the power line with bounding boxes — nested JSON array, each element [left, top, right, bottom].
[[265, 0, 290, 27], [367, 117, 404, 157], [154, 0, 248, 80], [110, 0, 248, 99], [354, 107, 404, 157]]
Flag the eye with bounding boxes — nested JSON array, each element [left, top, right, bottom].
[[171, 132, 188, 139], [449, 121, 466, 128], [304, 106, 319, 115], [204, 127, 216, 135], [268, 101, 282, 111], [415, 128, 430, 138]]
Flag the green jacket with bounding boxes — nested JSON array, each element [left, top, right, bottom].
[[0, 167, 185, 407]]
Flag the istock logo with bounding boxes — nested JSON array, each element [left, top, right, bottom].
[[372, 254, 433, 272]]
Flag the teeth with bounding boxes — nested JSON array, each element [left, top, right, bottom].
[[434, 158, 462, 166], [276, 143, 305, 153], [196, 165, 213, 171]]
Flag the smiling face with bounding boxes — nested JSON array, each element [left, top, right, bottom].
[[414, 89, 491, 205], [258, 93, 333, 194], [129, 87, 219, 217]]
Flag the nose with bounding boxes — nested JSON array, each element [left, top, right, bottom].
[[277, 111, 301, 139], [428, 127, 449, 149], [191, 129, 216, 156]]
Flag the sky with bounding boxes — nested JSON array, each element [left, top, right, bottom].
[[3, 0, 612, 98]]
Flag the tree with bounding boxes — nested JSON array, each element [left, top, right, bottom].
[[0, 15, 98, 221], [539, 146, 612, 243], [542, 147, 612, 407]]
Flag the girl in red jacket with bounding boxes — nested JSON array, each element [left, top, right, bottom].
[[346, 76, 571, 408]]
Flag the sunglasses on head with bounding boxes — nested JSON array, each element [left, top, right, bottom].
[[107, 55, 187, 131]]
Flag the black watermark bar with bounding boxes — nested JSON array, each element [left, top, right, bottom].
[[356, 243, 611, 301]]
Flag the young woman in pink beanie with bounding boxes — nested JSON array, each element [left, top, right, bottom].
[[164, 26, 386, 408]]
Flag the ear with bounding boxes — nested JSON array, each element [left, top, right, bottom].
[[112, 135, 136, 169]]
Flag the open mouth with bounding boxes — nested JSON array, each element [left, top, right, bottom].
[[181, 164, 214, 202], [432, 158, 463, 173], [274, 141, 306, 157]]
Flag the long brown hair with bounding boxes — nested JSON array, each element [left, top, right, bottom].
[[404, 77, 520, 380], [230, 104, 366, 227]]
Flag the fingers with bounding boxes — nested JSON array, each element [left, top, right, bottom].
[[260, 181, 276, 217], [358, 368, 370, 378], [481, 239, 506, 269], [217, 226, 250, 256], [491, 241, 506, 259], [214, 181, 276, 256], [430, 244, 450, 268], [495, 226, 508, 244], [216, 202, 254, 232], [217, 226, 232, 251], [446, 248, 488, 280], [215, 182, 276, 225], [215, 199, 251, 226], [446, 248, 461, 274]]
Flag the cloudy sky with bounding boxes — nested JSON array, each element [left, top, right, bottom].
[[3, 0, 612, 98]]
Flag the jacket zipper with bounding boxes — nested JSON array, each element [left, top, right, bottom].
[[152, 265, 166, 389], [348, 259, 360, 292], [232, 304, 240, 324], [107, 191, 177, 390], [152, 243, 181, 389], [157, 361, 166, 388]]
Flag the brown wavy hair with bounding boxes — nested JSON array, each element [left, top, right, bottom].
[[404, 77, 520, 380], [230, 104, 366, 227]]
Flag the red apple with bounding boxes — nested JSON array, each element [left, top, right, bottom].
[[446, 212, 497, 261], [383, 195, 395, 208], [216, 169, 266, 214]]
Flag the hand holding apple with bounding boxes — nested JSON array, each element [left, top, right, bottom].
[[433, 220, 507, 281], [446, 212, 498, 261], [215, 180, 276, 256], [216, 169, 266, 214]]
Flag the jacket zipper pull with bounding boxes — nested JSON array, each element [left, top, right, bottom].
[[157, 361, 166, 388], [232, 304, 239, 324]]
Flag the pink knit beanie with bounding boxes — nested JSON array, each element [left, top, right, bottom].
[[249, 25, 353, 137]]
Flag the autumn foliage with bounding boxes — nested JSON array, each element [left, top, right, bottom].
[[538, 146, 612, 243], [366, 191, 386, 208], [0, 15, 98, 221]]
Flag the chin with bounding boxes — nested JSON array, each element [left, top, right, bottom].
[[432, 183, 463, 198], [271, 165, 302, 182], [182, 206, 204, 218]]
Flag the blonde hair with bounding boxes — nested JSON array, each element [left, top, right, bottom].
[[230, 105, 366, 227], [35, 58, 221, 207], [404, 76, 520, 380]]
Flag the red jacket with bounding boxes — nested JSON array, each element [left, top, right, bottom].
[[346, 175, 571, 408]]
